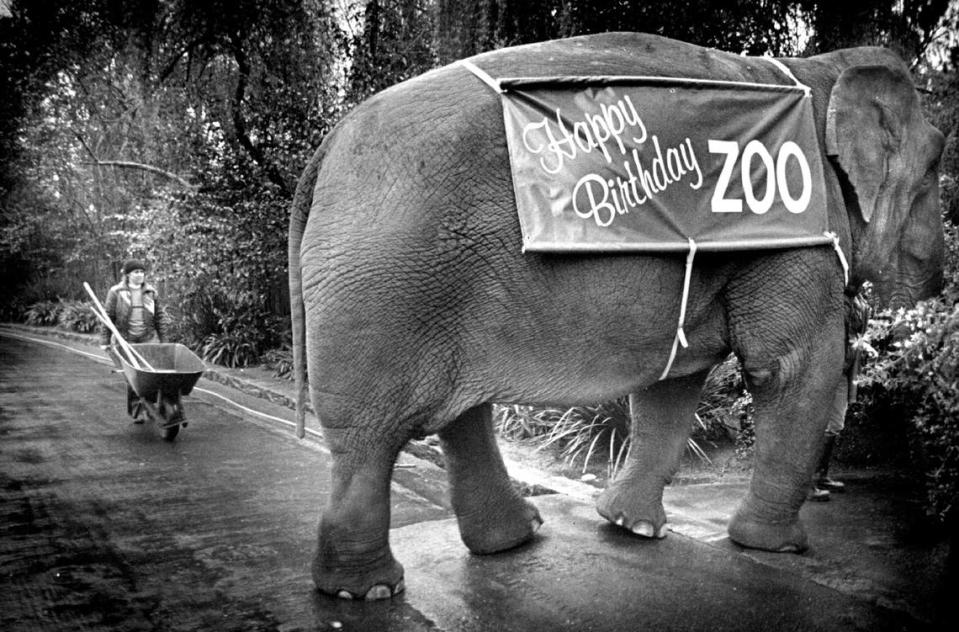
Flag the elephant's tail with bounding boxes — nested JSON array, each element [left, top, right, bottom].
[[288, 139, 327, 439]]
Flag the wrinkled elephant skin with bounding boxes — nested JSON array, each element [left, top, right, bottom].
[[288, 33, 945, 599]]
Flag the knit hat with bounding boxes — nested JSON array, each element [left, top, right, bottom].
[[122, 259, 147, 275]]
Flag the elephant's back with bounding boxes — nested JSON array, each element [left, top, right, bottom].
[[463, 32, 784, 84], [299, 33, 788, 354], [302, 32, 773, 319]]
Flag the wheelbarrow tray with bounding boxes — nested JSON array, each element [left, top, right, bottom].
[[118, 343, 205, 400]]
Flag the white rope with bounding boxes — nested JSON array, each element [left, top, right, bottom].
[[459, 60, 504, 93], [825, 231, 850, 286], [659, 238, 698, 381], [763, 57, 811, 98]]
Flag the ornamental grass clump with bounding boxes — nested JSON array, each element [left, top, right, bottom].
[[495, 356, 752, 478], [496, 400, 630, 477]]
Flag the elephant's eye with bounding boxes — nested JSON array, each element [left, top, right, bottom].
[[919, 167, 939, 190]]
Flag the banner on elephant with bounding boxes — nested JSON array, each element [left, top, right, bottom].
[[498, 76, 833, 252]]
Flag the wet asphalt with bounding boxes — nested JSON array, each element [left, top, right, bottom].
[[0, 326, 955, 631]]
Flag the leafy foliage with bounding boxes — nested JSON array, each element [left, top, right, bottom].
[[57, 300, 99, 333], [24, 298, 98, 333], [434, 0, 803, 62], [855, 219, 959, 523], [262, 345, 295, 380], [1, 0, 345, 315], [196, 292, 287, 368], [24, 300, 64, 327], [857, 303, 959, 523]]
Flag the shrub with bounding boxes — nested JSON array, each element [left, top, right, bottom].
[[201, 330, 260, 368], [856, 300, 959, 524], [262, 345, 294, 380], [199, 296, 286, 368], [23, 298, 100, 333], [24, 299, 64, 326], [695, 355, 753, 445], [58, 301, 99, 333], [854, 218, 959, 523]]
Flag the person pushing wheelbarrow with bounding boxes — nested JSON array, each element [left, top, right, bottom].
[[98, 258, 173, 422]]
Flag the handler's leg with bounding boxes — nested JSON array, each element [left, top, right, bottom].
[[596, 370, 710, 537], [812, 378, 848, 496]]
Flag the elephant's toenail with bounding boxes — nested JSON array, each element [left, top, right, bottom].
[[364, 585, 393, 600], [616, 517, 626, 527], [632, 522, 654, 537], [531, 517, 544, 532], [336, 590, 354, 600], [655, 524, 668, 539], [393, 580, 406, 595]]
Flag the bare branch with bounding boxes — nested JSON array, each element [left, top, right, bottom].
[[75, 132, 197, 190], [80, 159, 198, 190]]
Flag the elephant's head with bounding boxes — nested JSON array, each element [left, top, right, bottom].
[[826, 64, 946, 308]]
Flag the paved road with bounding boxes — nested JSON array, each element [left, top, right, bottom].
[[0, 333, 449, 631], [1, 331, 953, 631]]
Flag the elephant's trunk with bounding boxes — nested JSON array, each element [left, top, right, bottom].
[[878, 268, 944, 311]]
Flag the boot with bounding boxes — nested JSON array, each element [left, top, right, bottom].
[[815, 434, 844, 492], [807, 485, 830, 502]]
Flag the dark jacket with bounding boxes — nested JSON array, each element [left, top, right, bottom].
[[98, 282, 170, 345]]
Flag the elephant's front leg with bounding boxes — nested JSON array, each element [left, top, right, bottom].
[[438, 404, 543, 554], [596, 370, 710, 537], [313, 426, 406, 600], [728, 325, 844, 553]]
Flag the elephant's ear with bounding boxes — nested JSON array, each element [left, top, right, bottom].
[[825, 65, 918, 224]]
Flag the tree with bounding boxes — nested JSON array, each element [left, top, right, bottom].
[[798, 0, 953, 62], [0, 0, 346, 324], [345, 0, 438, 104], [2, 0, 956, 361]]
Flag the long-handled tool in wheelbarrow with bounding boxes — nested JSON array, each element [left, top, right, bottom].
[[84, 282, 205, 441]]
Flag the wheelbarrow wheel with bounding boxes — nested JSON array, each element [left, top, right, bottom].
[[161, 423, 180, 442], [158, 394, 184, 442]]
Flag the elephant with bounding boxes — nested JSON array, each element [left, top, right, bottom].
[[288, 32, 945, 600]]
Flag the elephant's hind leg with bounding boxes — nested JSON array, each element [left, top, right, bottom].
[[313, 425, 406, 600], [438, 404, 543, 554], [596, 370, 709, 537]]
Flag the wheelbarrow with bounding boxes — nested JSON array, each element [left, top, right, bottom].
[[113, 342, 205, 441], [83, 281, 205, 441]]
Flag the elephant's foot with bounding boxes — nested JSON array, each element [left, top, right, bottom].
[[727, 507, 808, 553], [596, 484, 668, 538], [312, 547, 405, 600], [458, 497, 543, 555]]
